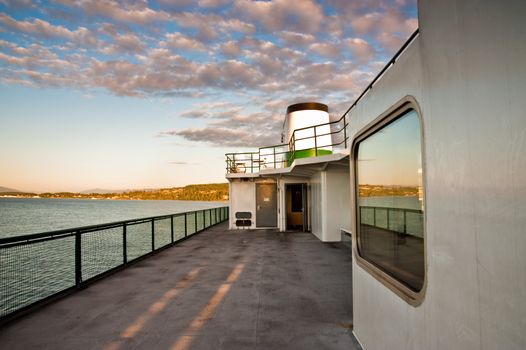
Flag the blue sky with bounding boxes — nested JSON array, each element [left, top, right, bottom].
[[0, 0, 417, 192]]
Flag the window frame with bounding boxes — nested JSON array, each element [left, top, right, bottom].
[[350, 96, 427, 306]]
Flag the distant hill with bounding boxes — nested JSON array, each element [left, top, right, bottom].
[[80, 188, 127, 194], [2, 183, 229, 201], [0, 186, 22, 193]]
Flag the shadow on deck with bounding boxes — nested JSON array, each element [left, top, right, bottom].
[[0, 223, 360, 350]]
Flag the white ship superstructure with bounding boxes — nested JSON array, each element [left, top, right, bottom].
[[226, 1, 526, 349]]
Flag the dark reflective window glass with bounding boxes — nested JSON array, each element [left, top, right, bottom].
[[356, 109, 425, 292]]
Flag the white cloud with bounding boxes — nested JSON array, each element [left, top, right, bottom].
[[0, 13, 97, 46], [78, 0, 171, 24], [280, 31, 315, 48], [309, 42, 341, 58], [347, 38, 375, 63], [219, 40, 241, 57], [162, 32, 206, 52], [101, 33, 144, 55], [198, 0, 230, 8], [234, 0, 325, 33]]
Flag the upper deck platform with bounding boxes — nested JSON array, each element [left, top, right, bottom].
[[0, 222, 360, 349], [225, 112, 349, 178]]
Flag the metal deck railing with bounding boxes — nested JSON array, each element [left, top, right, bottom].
[[0, 206, 229, 322], [225, 114, 348, 174], [359, 205, 423, 237]]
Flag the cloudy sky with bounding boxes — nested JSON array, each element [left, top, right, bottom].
[[0, 0, 417, 192]]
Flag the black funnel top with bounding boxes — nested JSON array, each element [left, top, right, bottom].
[[286, 102, 328, 114]]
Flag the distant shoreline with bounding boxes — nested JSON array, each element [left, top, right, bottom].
[[0, 183, 229, 202]]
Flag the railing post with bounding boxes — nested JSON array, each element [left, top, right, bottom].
[[123, 223, 127, 265], [170, 215, 174, 243], [403, 210, 407, 234], [75, 230, 82, 288], [359, 207, 362, 224], [250, 153, 253, 174], [151, 219, 155, 251], [343, 116, 348, 149], [373, 207, 376, 227], [194, 211, 197, 233], [387, 208, 390, 230], [314, 126, 318, 156], [184, 212, 188, 237]]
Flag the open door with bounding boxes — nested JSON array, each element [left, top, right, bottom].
[[286, 184, 308, 231], [256, 183, 277, 227]]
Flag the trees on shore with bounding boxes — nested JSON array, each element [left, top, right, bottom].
[[0, 183, 229, 201]]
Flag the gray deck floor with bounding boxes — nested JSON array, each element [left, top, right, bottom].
[[0, 223, 360, 350]]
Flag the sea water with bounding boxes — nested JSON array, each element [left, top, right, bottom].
[[0, 197, 225, 238]]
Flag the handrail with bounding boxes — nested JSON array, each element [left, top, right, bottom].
[[0, 206, 229, 322]]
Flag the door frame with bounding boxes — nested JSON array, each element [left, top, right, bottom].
[[285, 183, 309, 231], [255, 182, 278, 228]]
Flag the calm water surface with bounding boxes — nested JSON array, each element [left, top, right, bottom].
[[0, 198, 225, 238]]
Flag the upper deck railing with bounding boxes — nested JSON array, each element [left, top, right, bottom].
[[225, 114, 348, 174], [225, 29, 420, 175], [0, 206, 229, 323]]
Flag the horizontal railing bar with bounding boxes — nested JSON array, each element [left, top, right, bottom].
[[360, 205, 422, 214], [225, 151, 258, 154], [0, 232, 77, 249], [291, 116, 347, 135]]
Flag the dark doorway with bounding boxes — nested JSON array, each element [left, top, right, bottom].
[[286, 184, 308, 231]]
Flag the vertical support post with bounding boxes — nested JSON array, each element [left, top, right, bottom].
[[75, 230, 82, 288], [273, 146, 276, 168], [373, 207, 376, 227], [359, 207, 362, 224], [343, 116, 347, 148], [151, 219, 155, 251], [314, 126, 318, 156], [170, 215, 174, 243], [403, 210, 407, 234], [387, 208, 390, 230], [194, 211, 197, 233], [123, 223, 127, 265], [184, 213, 188, 237], [250, 153, 253, 174]]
